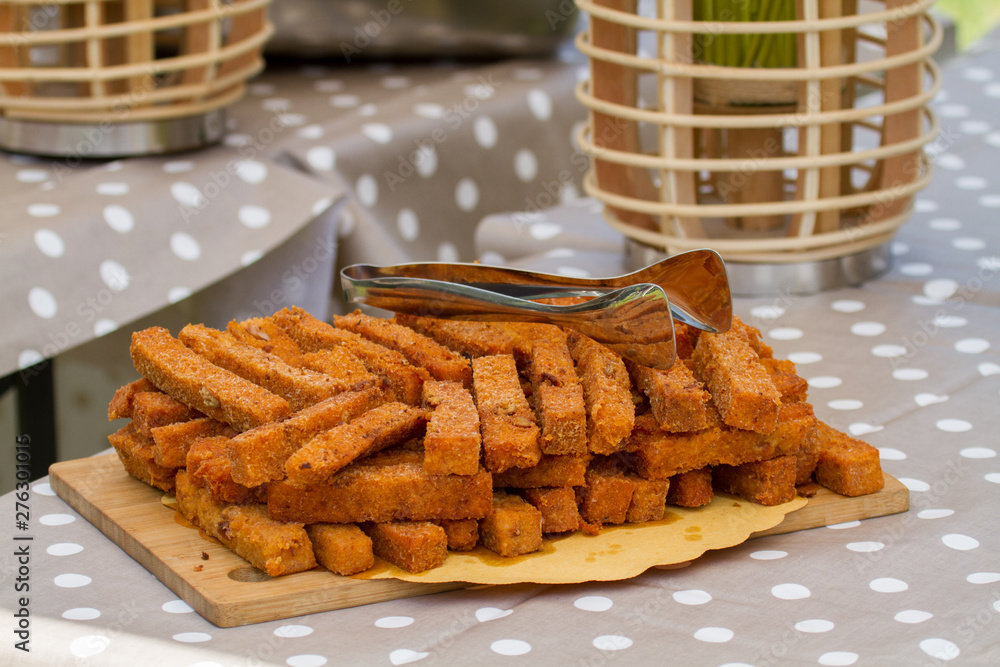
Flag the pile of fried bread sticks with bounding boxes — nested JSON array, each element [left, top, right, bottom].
[[108, 306, 883, 576]]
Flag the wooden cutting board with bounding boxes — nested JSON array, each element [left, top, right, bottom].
[[49, 453, 908, 628]]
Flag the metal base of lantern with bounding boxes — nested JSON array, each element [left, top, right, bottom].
[[625, 239, 893, 298], [0, 110, 226, 158]]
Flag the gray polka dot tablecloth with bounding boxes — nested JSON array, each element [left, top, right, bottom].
[[5, 33, 1000, 667], [0, 56, 586, 379]]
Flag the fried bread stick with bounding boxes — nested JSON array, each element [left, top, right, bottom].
[[108, 423, 177, 492], [361, 521, 448, 573], [151, 416, 235, 469], [268, 450, 493, 524], [479, 492, 543, 557], [423, 380, 482, 476], [284, 402, 428, 486], [394, 313, 515, 357], [528, 339, 588, 456], [307, 524, 375, 576], [131, 391, 200, 436], [566, 331, 635, 454], [273, 306, 427, 405], [130, 326, 290, 432], [107, 377, 157, 420], [713, 455, 798, 505], [471, 354, 541, 473], [625, 359, 711, 432], [335, 310, 472, 388], [228, 386, 385, 487], [809, 421, 884, 496]]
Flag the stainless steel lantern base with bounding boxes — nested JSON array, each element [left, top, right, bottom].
[[625, 239, 893, 298], [0, 110, 226, 158]]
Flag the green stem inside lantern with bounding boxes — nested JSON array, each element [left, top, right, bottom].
[[694, 0, 798, 69]]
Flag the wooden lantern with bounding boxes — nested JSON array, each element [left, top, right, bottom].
[[574, 0, 942, 266], [0, 0, 273, 155]]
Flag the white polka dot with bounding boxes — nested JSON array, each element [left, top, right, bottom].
[[473, 116, 498, 148], [831, 299, 865, 313], [464, 81, 496, 100], [241, 250, 263, 266], [923, 278, 958, 301], [374, 616, 414, 629], [899, 262, 933, 276], [306, 146, 336, 171], [915, 393, 948, 407], [968, 572, 1000, 584], [530, 222, 563, 241], [956, 175, 987, 190], [413, 103, 445, 119], [235, 160, 268, 184], [808, 376, 842, 389], [358, 103, 378, 117], [18, 350, 43, 369], [455, 178, 479, 211], [397, 209, 419, 241], [103, 205, 134, 233], [986, 473, 1000, 484], [96, 182, 129, 196], [936, 419, 971, 433], [161, 599, 194, 613], [750, 305, 786, 319], [928, 217, 961, 231], [388, 650, 426, 665], [851, 321, 885, 336], [693, 627, 733, 643], [356, 174, 378, 208], [558, 266, 591, 278], [28, 203, 60, 217], [955, 338, 990, 354], [593, 635, 632, 651], [673, 589, 712, 605], [514, 149, 538, 182], [527, 89, 553, 120], [794, 619, 834, 633], [787, 352, 822, 364], [917, 509, 954, 519], [827, 521, 860, 530], [895, 609, 933, 624], [893, 368, 927, 381], [414, 144, 438, 178], [34, 229, 65, 258], [941, 534, 979, 551], [574, 595, 613, 612], [275, 625, 314, 638], [168, 286, 191, 303], [40, 513, 75, 526], [961, 447, 996, 459], [170, 232, 201, 261], [828, 399, 863, 411], [938, 103, 970, 118], [878, 448, 906, 460], [62, 608, 100, 620], [260, 96, 290, 111], [17, 168, 49, 183], [99, 260, 129, 292], [846, 541, 884, 553], [871, 344, 907, 358], [28, 287, 57, 319], [170, 182, 204, 208], [934, 315, 967, 328], [238, 205, 271, 229], [818, 651, 858, 666], [953, 237, 986, 251], [163, 160, 194, 174], [978, 194, 1000, 207], [963, 66, 993, 81], [935, 153, 966, 170], [47, 543, 84, 556], [893, 240, 910, 255], [869, 577, 907, 593], [70, 635, 110, 658], [329, 94, 359, 108], [362, 122, 393, 144], [920, 638, 960, 661], [900, 478, 930, 492], [339, 208, 356, 238], [768, 327, 803, 341], [914, 199, 937, 213], [296, 125, 324, 140], [437, 241, 459, 263], [749, 550, 787, 560], [32, 482, 54, 496], [55, 574, 91, 588], [479, 608, 515, 623], [771, 583, 810, 600], [490, 639, 531, 656], [850, 423, 883, 437], [173, 632, 211, 643]]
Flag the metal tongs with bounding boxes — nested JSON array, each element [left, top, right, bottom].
[[340, 248, 732, 370]]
